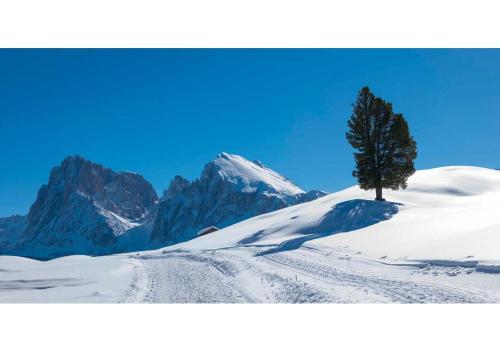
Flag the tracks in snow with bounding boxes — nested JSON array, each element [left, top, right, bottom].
[[125, 245, 500, 303]]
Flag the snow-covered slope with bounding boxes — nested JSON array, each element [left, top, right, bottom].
[[166, 166, 500, 266], [0, 254, 138, 303], [149, 152, 326, 245]]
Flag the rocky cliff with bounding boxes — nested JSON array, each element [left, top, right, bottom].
[[14, 156, 158, 259]]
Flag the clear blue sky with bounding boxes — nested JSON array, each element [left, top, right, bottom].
[[1, 49, 499, 217]]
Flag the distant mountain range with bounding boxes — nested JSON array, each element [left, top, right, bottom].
[[0, 153, 326, 259]]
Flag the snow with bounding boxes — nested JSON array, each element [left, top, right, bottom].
[[2, 166, 500, 303], [166, 166, 500, 265], [0, 255, 138, 303], [214, 152, 304, 195], [95, 203, 141, 235]]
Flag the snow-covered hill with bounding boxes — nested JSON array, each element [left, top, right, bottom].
[[2, 166, 500, 303], [170, 166, 500, 267]]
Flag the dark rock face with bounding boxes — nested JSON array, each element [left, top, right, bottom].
[[0, 215, 28, 251], [16, 156, 158, 259], [296, 190, 329, 203], [29, 156, 157, 223], [150, 153, 326, 245]]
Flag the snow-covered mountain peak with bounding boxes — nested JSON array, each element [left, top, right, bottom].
[[149, 153, 325, 245], [210, 152, 304, 196]]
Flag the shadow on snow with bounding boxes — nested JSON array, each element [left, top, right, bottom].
[[256, 199, 401, 256]]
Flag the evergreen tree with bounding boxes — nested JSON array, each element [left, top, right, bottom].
[[346, 87, 417, 201]]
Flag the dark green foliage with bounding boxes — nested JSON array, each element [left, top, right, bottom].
[[346, 87, 417, 201]]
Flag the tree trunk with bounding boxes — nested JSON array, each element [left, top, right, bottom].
[[375, 187, 384, 201]]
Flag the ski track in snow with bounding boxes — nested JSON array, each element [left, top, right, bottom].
[[125, 245, 500, 303]]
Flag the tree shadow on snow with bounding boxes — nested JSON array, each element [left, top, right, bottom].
[[257, 199, 401, 256]]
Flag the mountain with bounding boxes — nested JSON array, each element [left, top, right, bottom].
[[0, 215, 27, 249], [0, 153, 325, 259], [149, 152, 327, 245], [10, 156, 158, 259]]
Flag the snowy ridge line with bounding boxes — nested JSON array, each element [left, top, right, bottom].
[[214, 152, 305, 195]]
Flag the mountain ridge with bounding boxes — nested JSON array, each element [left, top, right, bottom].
[[0, 153, 326, 259]]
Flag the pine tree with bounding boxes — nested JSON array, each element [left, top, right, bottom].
[[346, 87, 417, 201]]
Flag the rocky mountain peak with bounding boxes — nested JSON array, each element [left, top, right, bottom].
[[163, 175, 191, 200], [41, 156, 158, 220], [150, 152, 325, 245], [18, 156, 158, 259]]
